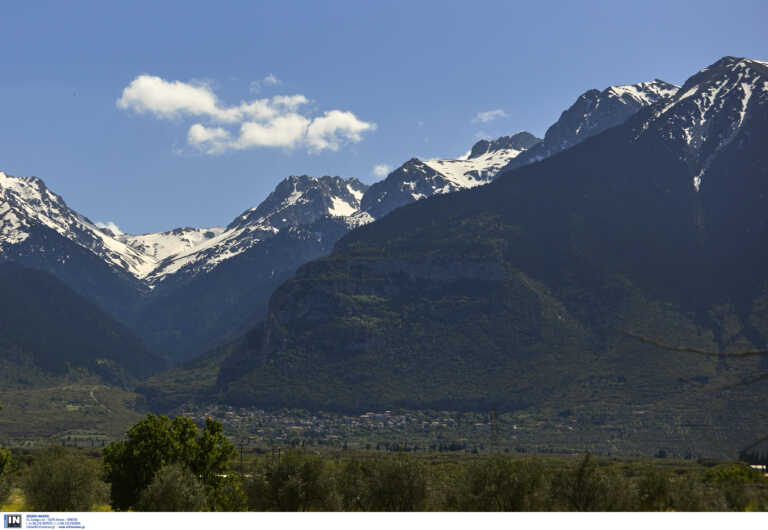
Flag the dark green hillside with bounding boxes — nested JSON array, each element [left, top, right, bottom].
[[0, 263, 165, 383], [0, 225, 146, 323], [201, 60, 768, 456]]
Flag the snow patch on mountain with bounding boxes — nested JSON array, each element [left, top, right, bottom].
[[359, 133, 542, 220], [329, 196, 357, 217], [502, 79, 679, 175], [634, 57, 768, 190], [606, 81, 679, 106], [1, 170, 369, 284], [145, 175, 368, 283], [424, 147, 525, 189], [119, 227, 227, 262], [0, 171, 156, 277]]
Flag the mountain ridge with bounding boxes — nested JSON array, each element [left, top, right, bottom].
[[1, 73, 686, 362], [176, 56, 768, 456]]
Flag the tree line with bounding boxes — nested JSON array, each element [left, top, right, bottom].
[[1, 413, 768, 511]]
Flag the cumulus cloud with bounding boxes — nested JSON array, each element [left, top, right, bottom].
[[117, 75, 240, 122], [473, 109, 507, 123], [95, 221, 123, 235], [187, 124, 233, 153], [373, 164, 391, 178], [237, 113, 310, 149], [306, 110, 377, 152], [117, 75, 375, 154]]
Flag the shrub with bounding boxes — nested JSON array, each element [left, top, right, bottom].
[[335, 456, 427, 511], [704, 463, 766, 511], [21, 447, 107, 511], [246, 451, 333, 511], [669, 475, 728, 511], [445, 457, 548, 511], [637, 469, 673, 511], [0, 448, 11, 505], [549, 453, 635, 511], [209, 474, 248, 512], [136, 464, 208, 512]]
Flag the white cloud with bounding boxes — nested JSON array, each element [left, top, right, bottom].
[[117, 75, 240, 122], [237, 113, 310, 149], [263, 73, 280, 86], [187, 124, 233, 153], [473, 109, 507, 123], [270, 94, 307, 111], [118, 75, 374, 154], [306, 110, 376, 151], [373, 164, 391, 178], [95, 221, 123, 235]]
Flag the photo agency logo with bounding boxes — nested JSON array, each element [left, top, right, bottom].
[[3, 514, 21, 528]]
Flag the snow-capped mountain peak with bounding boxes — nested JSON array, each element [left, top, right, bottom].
[[466, 132, 542, 159], [143, 175, 369, 283], [605, 80, 679, 106], [360, 132, 542, 220], [1, 170, 370, 285], [228, 175, 368, 231], [0, 171, 156, 278], [500, 79, 679, 174], [421, 132, 543, 189], [634, 57, 768, 191]]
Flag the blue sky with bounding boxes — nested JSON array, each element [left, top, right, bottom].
[[1, 1, 766, 234]]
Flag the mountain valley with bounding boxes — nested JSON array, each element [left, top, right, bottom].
[[2, 57, 767, 457]]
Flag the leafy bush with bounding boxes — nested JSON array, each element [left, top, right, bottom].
[[136, 464, 208, 512], [246, 451, 333, 511], [637, 468, 673, 511], [445, 457, 548, 511], [209, 474, 248, 512], [668, 475, 728, 511], [335, 456, 427, 511], [0, 447, 11, 505], [704, 463, 767, 511], [549, 453, 636, 511], [21, 447, 107, 511]]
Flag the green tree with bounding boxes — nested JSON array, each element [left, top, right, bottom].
[[0, 445, 11, 506], [246, 451, 333, 511], [210, 474, 248, 512], [668, 475, 728, 511], [21, 447, 107, 511], [637, 468, 673, 511], [703, 463, 767, 511], [446, 457, 548, 511], [335, 456, 427, 511], [103, 414, 236, 510], [549, 453, 635, 511], [136, 464, 208, 512]]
